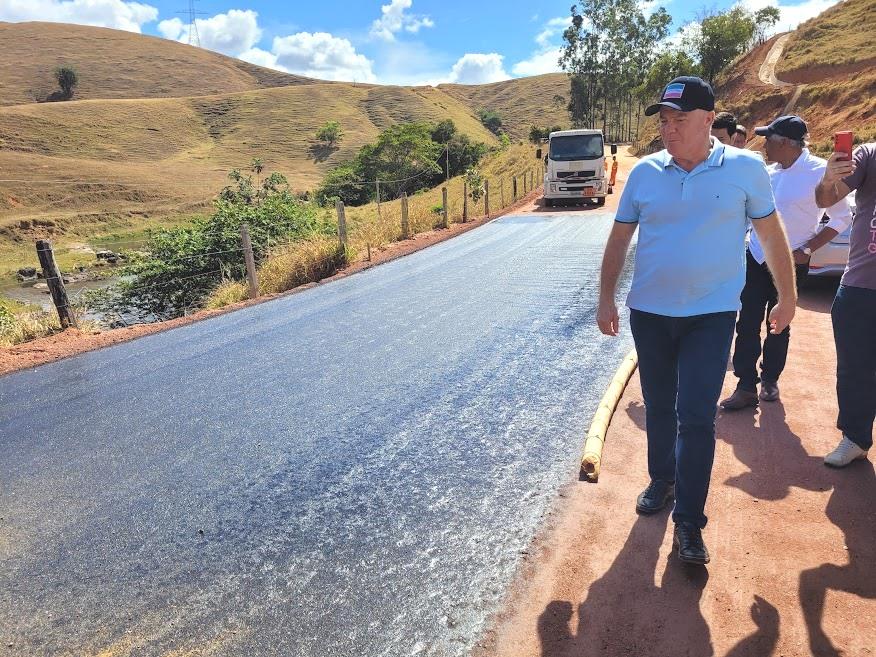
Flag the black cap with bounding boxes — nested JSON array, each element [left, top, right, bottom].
[[644, 76, 715, 116], [754, 115, 808, 141]]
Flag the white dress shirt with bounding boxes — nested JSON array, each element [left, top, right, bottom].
[[749, 148, 853, 264]]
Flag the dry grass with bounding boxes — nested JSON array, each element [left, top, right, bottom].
[[0, 21, 570, 269], [777, 0, 876, 78], [440, 74, 571, 139], [0, 84, 499, 250], [0, 21, 315, 107], [0, 294, 95, 346], [204, 143, 541, 309]]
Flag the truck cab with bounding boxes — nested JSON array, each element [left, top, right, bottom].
[[542, 129, 616, 207]]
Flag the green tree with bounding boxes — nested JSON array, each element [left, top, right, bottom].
[[316, 120, 343, 146], [638, 49, 699, 103], [689, 7, 756, 84], [251, 157, 264, 188], [430, 119, 457, 144], [560, 0, 671, 140], [54, 66, 78, 99], [477, 109, 504, 135], [754, 6, 781, 44], [90, 169, 335, 320]]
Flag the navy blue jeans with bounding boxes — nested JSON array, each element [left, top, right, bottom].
[[732, 250, 808, 391], [630, 309, 737, 528], [832, 285, 876, 450]]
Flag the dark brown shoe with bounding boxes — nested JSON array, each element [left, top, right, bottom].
[[720, 388, 759, 411], [759, 381, 780, 402]]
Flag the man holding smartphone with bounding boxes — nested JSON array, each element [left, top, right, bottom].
[[597, 76, 796, 565], [815, 140, 876, 467], [722, 116, 853, 409]]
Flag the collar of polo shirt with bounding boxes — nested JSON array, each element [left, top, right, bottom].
[[659, 136, 726, 171]]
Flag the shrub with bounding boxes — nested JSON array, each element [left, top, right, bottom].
[[54, 66, 78, 99], [316, 121, 343, 146], [89, 165, 335, 321]]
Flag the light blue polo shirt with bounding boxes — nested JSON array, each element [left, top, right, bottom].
[[616, 140, 776, 317]]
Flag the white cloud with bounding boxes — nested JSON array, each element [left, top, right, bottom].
[[447, 53, 509, 84], [513, 49, 564, 76], [237, 47, 284, 71], [370, 0, 434, 41], [737, 0, 839, 34], [269, 32, 377, 83], [0, 0, 158, 32], [513, 16, 570, 77], [157, 9, 261, 55]]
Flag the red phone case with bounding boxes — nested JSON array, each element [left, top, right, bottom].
[[834, 131, 854, 161]]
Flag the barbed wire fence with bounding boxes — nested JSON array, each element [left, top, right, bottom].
[[2, 161, 547, 337]]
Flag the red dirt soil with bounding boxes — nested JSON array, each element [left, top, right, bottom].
[[477, 282, 875, 657]]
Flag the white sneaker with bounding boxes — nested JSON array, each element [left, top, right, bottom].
[[824, 436, 869, 467]]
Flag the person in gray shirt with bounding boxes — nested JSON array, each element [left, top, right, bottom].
[[815, 142, 876, 467]]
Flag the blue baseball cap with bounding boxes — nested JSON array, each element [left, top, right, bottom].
[[644, 76, 715, 116], [754, 115, 808, 141]]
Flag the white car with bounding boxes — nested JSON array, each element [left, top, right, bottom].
[[808, 191, 856, 278]]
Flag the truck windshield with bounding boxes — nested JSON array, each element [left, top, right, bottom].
[[549, 134, 604, 161]]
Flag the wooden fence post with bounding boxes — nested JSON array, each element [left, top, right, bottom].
[[512, 176, 518, 201], [335, 199, 348, 253], [530, 169, 534, 191], [500, 178, 505, 208], [484, 179, 490, 217], [240, 224, 259, 299], [441, 186, 449, 228], [463, 181, 469, 223], [35, 239, 77, 329], [400, 192, 410, 239], [375, 180, 382, 221]]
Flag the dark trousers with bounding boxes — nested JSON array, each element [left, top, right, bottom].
[[732, 250, 808, 391], [832, 285, 876, 450], [630, 309, 736, 529]]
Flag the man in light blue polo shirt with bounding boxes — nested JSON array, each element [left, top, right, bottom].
[[597, 76, 797, 565]]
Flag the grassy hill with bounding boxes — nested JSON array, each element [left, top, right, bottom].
[[0, 20, 574, 259], [0, 83, 500, 246], [776, 0, 876, 83], [439, 73, 570, 138], [0, 21, 315, 106]]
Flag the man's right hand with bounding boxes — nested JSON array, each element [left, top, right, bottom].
[[823, 152, 856, 184], [597, 300, 620, 336]]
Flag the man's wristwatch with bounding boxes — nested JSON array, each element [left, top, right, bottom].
[[801, 246, 812, 256]]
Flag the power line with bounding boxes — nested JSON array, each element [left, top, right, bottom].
[[176, 0, 207, 47]]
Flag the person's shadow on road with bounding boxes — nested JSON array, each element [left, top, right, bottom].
[[537, 512, 712, 657], [718, 401, 876, 656], [799, 459, 875, 656]]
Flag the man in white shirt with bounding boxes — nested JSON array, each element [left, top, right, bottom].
[[722, 115, 853, 409]]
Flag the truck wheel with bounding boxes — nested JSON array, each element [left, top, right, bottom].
[[595, 196, 606, 207], [544, 198, 553, 208]]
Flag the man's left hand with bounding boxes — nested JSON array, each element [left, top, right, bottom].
[[792, 248, 811, 265], [768, 299, 796, 334]]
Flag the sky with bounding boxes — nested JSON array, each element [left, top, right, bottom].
[[0, 0, 841, 85]]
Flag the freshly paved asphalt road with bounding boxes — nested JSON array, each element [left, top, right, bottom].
[[0, 211, 634, 657]]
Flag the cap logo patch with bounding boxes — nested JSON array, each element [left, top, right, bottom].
[[663, 83, 685, 99]]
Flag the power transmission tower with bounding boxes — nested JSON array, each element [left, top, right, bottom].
[[176, 0, 207, 47]]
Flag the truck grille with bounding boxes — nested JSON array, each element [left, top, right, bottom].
[[557, 170, 596, 179]]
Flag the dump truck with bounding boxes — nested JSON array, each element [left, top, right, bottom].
[[542, 129, 617, 207]]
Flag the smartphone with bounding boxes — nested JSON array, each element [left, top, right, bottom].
[[834, 131, 854, 161]]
